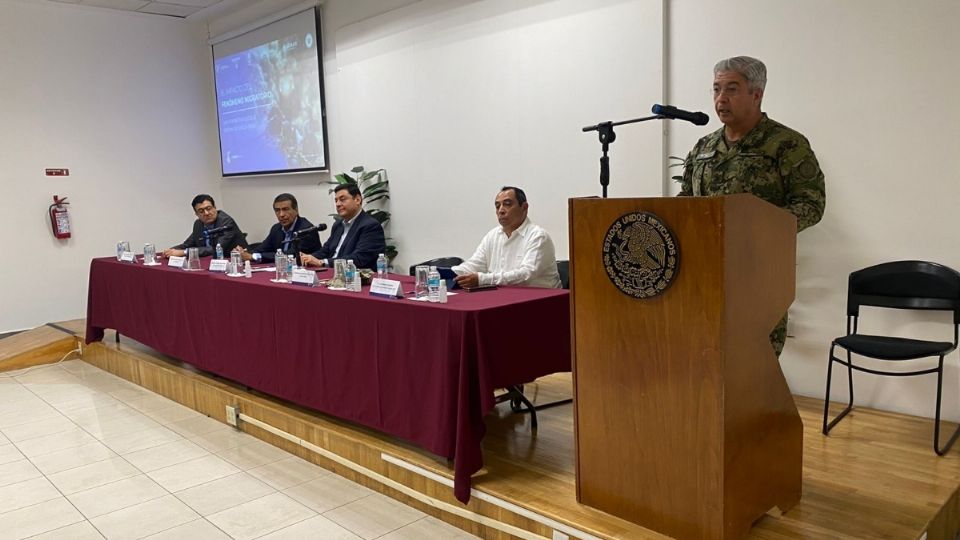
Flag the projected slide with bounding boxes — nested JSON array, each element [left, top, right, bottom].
[[215, 24, 327, 175]]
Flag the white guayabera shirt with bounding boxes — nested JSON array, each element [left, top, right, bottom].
[[453, 218, 561, 288]]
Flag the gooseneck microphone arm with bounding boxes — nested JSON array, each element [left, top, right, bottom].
[[582, 115, 664, 199]]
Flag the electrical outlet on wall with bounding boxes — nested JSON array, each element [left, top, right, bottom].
[[225, 405, 239, 427]]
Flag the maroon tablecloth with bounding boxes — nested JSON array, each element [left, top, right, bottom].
[[85, 257, 570, 502]]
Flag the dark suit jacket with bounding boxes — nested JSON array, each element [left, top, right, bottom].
[[311, 210, 386, 269], [253, 216, 322, 263], [174, 210, 244, 257]]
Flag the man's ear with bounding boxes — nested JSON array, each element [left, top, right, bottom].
[[522, 202, 529, 212]]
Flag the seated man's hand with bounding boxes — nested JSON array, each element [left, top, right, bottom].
[[161, 248, 185, 258], [454, 273, 480, 289], [300, 253, 324, 268]]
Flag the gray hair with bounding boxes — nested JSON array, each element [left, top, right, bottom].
[[714, 56, 767, 92]]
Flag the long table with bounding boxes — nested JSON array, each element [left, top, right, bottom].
[[85, 257, 570, 502]]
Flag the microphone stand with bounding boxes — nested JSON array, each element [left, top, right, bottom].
[[582, 115, 664, 198], [291, 237, 302, 267]]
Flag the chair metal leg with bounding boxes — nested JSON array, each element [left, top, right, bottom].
[[823, 344, 855, 435], [497, 386, 539, 430], [934, 356, 960, 456]]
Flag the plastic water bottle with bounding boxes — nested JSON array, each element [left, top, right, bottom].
[[215, 242, 224, 260], [345, 260, 358, 292], [428, 266, 441, 303], [438, 280, 448, 304], [376, 253, 387, 279], [275, 249, 285, 281], [286, 254, 295, 278]]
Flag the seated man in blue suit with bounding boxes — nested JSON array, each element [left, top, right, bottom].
[[234, 193, 322, 263], [300, 184, 386, 270]]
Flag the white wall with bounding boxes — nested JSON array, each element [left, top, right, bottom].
[[0, 0, 220, 332], [668, 0, 960, 420], [331, 0, 663, 269]]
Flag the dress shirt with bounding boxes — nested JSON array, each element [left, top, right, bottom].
[[453, 218, 561, 288], [331, 215, 355, 263]]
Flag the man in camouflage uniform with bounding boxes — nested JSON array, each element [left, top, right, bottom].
[[679, 56, 825, 356]]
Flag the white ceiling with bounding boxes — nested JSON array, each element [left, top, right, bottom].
[[43, 0, 262, 20]]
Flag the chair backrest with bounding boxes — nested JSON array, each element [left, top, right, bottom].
[[557, 259, 570, 289], [847, 261, 960, 323], [409, 257, 464, 276]]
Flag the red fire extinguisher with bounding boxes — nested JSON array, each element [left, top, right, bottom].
[[49, 195, 72, 239]]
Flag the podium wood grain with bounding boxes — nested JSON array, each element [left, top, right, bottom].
[[570, 195, 802, 539]]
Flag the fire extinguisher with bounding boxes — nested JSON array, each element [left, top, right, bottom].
[[49, 195, 72, 239]]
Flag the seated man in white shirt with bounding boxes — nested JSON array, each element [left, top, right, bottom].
[[452, 186, 561, 289]]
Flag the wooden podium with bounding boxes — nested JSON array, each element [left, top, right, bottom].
[[569, 194, 802, 540]]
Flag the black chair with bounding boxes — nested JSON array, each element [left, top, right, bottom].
[[822, 260, 960, 455], [408, 257, 463, 276], [557, 259, 569, 289]]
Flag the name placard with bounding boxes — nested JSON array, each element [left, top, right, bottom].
[[167, 256, 185, 268], [119, 251, 136, 263], [369, 278, 403, 299], [209, 259, 228, 272], [291, 268, 317, 286]]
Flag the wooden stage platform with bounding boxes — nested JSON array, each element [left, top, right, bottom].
[[3, 321, 959, 539]]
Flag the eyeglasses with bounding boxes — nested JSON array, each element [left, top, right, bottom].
[[195, 205, 215, 215]]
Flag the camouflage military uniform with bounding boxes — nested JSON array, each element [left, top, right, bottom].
[[679, 114, 825, 356]]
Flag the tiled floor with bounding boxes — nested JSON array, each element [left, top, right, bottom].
[[0, 361, 478, 540]]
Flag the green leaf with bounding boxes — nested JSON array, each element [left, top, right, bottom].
[[364, 193, 390, 205], [360, 170, 382, 183], [334, 173, 356, 185], [362, 185, 390, 199], [350, 166, 364, 174]]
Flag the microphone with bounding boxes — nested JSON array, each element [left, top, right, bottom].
[[651, 104, 710, 126], [292, 223, 328, 238], [202, 223, 234, 237]]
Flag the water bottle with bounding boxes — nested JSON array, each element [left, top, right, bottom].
[[376, 253, 387, 279], [427, 266, 441, 303], [286, 254, 295, 278], [275, 249, 285, 281], [215, 242, 224, 260], [438, 279, 448, 304], [345, 260, 357, 292]]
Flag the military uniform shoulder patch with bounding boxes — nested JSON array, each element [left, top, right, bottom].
[[602, 212, 680, 299]]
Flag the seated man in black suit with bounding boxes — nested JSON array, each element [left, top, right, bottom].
[[233, 193, 322, 264], [300, 184, 385, 270], [162, 194, 245, 258]]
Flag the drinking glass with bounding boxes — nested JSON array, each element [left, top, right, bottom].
[[415, 265, 430, 299], [143, 243, 156, 264], [185, 247, 201, 271], [230, 251, 242, 274]]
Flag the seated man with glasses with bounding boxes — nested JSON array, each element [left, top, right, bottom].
[[162, 194, 246, 258]]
